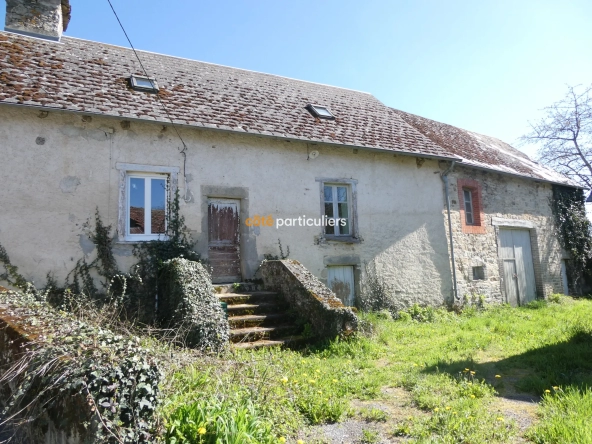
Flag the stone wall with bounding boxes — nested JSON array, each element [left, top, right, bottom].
[[260, 260, 358, 338], [444, 164, 565, 304], [0, 289, 85, 444]]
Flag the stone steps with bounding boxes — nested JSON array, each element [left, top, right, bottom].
[[218, 283, 305, 350]]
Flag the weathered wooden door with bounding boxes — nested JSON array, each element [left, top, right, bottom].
[[499, 229, 536, 306], [327, 266, 355, 306], [208, 199, 241, 283]]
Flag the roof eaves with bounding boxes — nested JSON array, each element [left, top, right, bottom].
[[0, 101, 461, 162]]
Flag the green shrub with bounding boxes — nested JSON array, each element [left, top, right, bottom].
[[158, 258, 229, 352], [0, 289, 162, 443]]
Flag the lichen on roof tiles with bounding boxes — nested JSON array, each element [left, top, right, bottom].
[[393, 108, 577, 186], [0, 32, 454, 159]]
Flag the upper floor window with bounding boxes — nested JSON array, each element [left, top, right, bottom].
[[463, 188, 474, 225], [457, 178, 485, 234]]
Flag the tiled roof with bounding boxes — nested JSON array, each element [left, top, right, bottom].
[[393, 109, 578, 186], [0, 32, 454, 160]]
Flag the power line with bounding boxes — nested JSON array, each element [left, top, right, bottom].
[[106, 0, 190, 198]]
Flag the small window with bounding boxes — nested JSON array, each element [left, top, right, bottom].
[[323, 184, 351, 236], [472, 266, 485, 280], [127, 174, 168, 241], [130, 75, 159, 93], [306, 104, 335, 120], [463, 188, 474, 225]]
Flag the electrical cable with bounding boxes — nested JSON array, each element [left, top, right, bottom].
[[106, 0, 191, 201]]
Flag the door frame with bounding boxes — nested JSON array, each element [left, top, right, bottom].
[[493, 218, 542, 304]]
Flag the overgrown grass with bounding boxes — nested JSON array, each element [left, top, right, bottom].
[[159, 296, 592, 443], [527, 387, 592, 443]]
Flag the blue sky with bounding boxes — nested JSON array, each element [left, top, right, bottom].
[[4, 0, 591, 158]]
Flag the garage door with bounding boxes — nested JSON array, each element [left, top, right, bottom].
[[499, 229, 536, 306]]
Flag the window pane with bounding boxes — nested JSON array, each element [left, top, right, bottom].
[[151, 178, 166, 234], [337, 187, 348, 202], [324, 185, 333, 202], [324, 202, 334, 218], [325, 221, 335, 235], [466, 211, 474, 225], [340, 218, 350, 235], [129, 178, 145, 234], [338, 202, 348, 219], [463, 189, 472, 204], [135, 78, 155, 89]]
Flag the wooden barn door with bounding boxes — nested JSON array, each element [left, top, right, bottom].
[[499, 229, 536, 306], [327, 266, 355, 306], [208, 199, 241, 283]]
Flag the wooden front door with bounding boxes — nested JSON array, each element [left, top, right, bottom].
[[208, 199, 241, 283], [499, 229, 536, 306], [327, 265, 355, 306]]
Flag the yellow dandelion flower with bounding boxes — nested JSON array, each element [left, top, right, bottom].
[[413, 363, 418, 367], [434, 407, 439, 412], [497, 417, 504, 422], [470, 371, 475, 375], [303, 373, 308, 377], [332, 379, 338, 383], [445, 406, 451, 410], [470, 394, 475, 398], [281, 377, 288, 384], [278, 437, 286, 443], [297, 440, 305, 444], [545, 389, 551, 393], [552, 386, 559, 390], [318, 390, 323, 394], [316, 369, 321, 373], [198, 427, 206, 435], [464, 368, 469, 372], [309, 379, 316, 384], [452, 411, 457, 415]]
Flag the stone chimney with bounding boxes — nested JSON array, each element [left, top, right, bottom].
[[5, 0, 71, 41]]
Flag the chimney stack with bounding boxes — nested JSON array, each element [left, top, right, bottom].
[[5, 0, 71, 41]]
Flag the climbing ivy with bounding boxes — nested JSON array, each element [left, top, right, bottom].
[[551, 185, 592, 291]]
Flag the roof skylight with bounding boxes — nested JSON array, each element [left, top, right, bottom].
[[306, 104, 335, 120], [130, 75, 159, 93]]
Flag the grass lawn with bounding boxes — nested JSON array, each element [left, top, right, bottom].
[[159, 296, 592, 443]]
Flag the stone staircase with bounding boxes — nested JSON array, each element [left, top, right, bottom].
[[215, 282, 305, 350]]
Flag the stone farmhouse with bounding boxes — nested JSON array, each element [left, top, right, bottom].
[[0, 0, 579, 309]]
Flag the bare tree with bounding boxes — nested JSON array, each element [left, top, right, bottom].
[[523, 85, 592, 189]]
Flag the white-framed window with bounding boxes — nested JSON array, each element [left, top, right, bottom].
[[316, 177, 358, 240], [127, 174, 168, 241], [116, 163, 180, 242]]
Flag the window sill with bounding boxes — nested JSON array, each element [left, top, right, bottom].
[[117, 236, 169, 244], [323, 236, 361, 244]]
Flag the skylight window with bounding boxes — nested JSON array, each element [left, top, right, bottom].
[[306, 104, 335, 120], [130, 75, 159, 93]]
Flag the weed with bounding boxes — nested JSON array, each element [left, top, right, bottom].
[[360, 429, 380, 443], [359, 407, 388, 422]]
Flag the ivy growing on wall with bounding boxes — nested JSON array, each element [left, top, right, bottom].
[[551, 185, 592, 291]]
